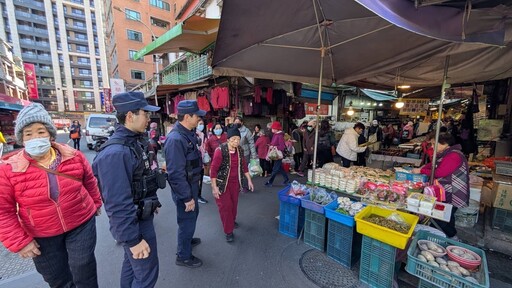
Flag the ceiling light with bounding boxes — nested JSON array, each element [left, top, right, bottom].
[[395, 98, 405, 109], [378, 103, 383, 107], [397, 85, 411, 89]]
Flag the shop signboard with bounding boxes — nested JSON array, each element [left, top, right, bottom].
[[305, 103, 329, 115], [24, 63, 39, 99], [103, 88, 113, 113], [110, 79, 125, 95], [398, 98, 429, 117]]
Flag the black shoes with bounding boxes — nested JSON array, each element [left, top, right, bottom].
[[234, 222, 239, 229], [191, 237, 201, 247], [226, 233, 234, 242], [175, 255, 203, 268], [198, 197, 208, 204]]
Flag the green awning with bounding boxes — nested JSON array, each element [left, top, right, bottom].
[[134, 16, 220, 60]]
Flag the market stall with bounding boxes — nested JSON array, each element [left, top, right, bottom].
[[277, 159, 491, 287]]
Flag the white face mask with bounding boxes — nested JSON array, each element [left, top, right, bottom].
[[197, 124, 204, 132], [24, 137, 51, 157]]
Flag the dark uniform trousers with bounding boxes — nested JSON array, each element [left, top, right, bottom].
[[173, 182, 200, 260], [120, 215, 159, 288]]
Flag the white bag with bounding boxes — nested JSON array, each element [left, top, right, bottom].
[[202, 153, 211, 164]]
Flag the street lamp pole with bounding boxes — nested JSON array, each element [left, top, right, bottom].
[[113, 6, 159, 105]]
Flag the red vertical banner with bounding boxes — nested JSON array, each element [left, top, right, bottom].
[[103, 88, 113, 113], [24, 63, 39, 99], [305, 103, 329, 115]]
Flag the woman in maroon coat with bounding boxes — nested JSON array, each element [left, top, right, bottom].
[[205, 123, 228, 158], [264, 121, 290, 187], [254, 129, 271, 177], [210, 127, 254, 242]]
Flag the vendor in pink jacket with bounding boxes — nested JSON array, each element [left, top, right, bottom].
[[0, 103, 102, 288]]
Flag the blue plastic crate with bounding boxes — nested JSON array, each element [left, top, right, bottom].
[[279, 201, 305, 238], [418, 279, 437, 288], [277, 185, 303, 206], [359, 236, 397, 288], [304, 210, 327, 251], [300, 193, 336, 214], [492, 208, 512, 234], [326, 220, 362, 268], [325, 201, 356, 227], [406, 230, 489, 288]]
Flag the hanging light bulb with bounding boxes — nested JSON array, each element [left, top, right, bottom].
[[347, 101, 354, 116], [395, 98, 405, 109]]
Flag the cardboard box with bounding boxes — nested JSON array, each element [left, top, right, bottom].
[[493, 183, 512, 211]]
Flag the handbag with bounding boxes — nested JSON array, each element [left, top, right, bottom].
[[70, 131, 80, 139], [424, 180, 446, 202], [202, 152, 211, 164]]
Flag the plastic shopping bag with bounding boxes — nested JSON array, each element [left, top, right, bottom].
[[266, 146, 283, 161], [248, 159, 263, 177]]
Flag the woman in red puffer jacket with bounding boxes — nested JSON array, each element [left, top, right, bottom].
[[0, 103, 102, 288]]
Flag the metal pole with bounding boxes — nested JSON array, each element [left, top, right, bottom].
[[311, 48, 325, 185], [430, 56, 450, 185]]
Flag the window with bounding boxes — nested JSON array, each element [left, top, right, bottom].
[[128, 50, 143, 61], [76, 45, 88, 53], [77, 57, 90, 64], [150, 0, 170, 11], [131, 70, 145, 80], [127, 30, 142, 42], [74, 20, 86, 28], [76, 33, 87, 40], [125, 9, 141, 21], [79, 68, 91, 75], [150, 17, 169, 29], [72, 8, 84, 15]]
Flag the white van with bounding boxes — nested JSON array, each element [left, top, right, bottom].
[[85, 114, 117, 150]]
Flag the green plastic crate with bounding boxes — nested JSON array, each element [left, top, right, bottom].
[[492, 208, 512, 233], [326, 220, 362, 268], [304, 210, 327, 251], [359, 236, 397, 288]]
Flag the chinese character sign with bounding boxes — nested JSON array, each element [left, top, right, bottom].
[[24, 63, 39, 99], [305, 103, 329, 115], [103, 88, 113, 113], [399, 98, 429, 116], [110, 79, 125, 95]]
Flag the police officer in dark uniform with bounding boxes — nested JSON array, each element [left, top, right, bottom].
[[165, 100, 205, 268], [92, 92, 165, 288]]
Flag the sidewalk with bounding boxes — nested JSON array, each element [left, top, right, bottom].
[[1, 152, 511, 287]]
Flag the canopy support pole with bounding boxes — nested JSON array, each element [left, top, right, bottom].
[[311, 48, 326, 185], [430, 55, 450, 184]]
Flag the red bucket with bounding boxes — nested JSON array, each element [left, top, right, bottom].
[[282, 162, 291, 172]]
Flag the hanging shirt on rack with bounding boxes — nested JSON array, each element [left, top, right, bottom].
[[197, 94, 211, 112], [254, 86, 262, 103], [184, 91, 197, 100], [173, 94, 185, 113], [216, 87, 230, 109], [265, 87, 273, 104]]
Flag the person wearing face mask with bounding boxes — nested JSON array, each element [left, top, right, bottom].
[[210, 127, 254, 242], [165, 100, 206, 268], [296, 120, 316, 177], [254, 128, 271, 177], [93, 92, 164, 287], [233, 117, 257, 192], [0, 103, 102, 288], [196, 120, 208, 204], [336, 122, 368, 167], [206, 123, 228, 159]]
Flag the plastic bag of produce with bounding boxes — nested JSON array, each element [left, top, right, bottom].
[[387, 212, 409, 226], [289, 181, 306, 197], [248, 159, 262, 177]]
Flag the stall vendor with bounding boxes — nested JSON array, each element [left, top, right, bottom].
[[412, 132, 469, 239]]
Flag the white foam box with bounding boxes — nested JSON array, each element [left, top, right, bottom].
[[470, 183, 482, 202]]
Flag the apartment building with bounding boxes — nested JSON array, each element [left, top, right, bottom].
[[0, 38, 27, 100], [0, 0, 109, 112], [103, 0, 182, 91]]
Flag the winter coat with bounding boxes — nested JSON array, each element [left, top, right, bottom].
[[303, 129, 316, 154], [270, 131, 286, 152], [254, 135, 271, 159], [420, 144, 469, 208], [336, 128, 367, 161], [205, 133, 228, 158], [238, 125, 257, 159], [0, 143, 102, 252]]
